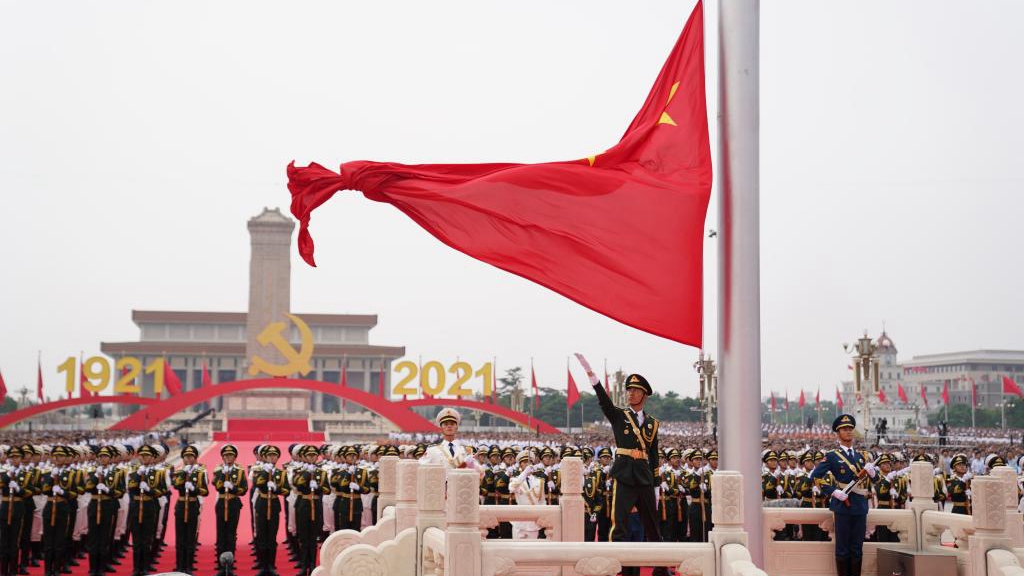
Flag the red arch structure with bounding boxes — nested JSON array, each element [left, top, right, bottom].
[[0, 395, 158, 429], [396, 398, 560, 434], [0, 378, 560, 433]]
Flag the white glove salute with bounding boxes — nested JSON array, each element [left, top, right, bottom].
[[349, 482, 360, 492], [267, 481, 277, 492], [184, 481, 195, 493], [864, 463, 877, 478], [224, 481, 234, 491], [831, 490, 848, 502], [310, 480, 319, 491], [140, 481, 150, 493]]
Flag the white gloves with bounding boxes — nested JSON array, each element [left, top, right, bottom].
[[547, 481, 556, 491], [9, 481, 19, 493], [349, 482, 360, 492], [96, 483, 109, 494], [965, 489, 972, 498], [831, 490, 848, 502], [660, 482, 669, 491], [605, 480, 612, 489], [699, 482, 707, 492], [603, 465, 611, 474], [53, 485, 65, 496], [185, 481, 195, 493], [267, 481, 277, 492], [589, 513, 597, 523], [140, 481, 150, 493], [963, 472, 973, 482], [864, 463, 877, 478], [224, 481, 234, 491], [812, 486, 821, 495], [885, 471, 896, 482], [776, 484, 784, 495], [310, 480, 319, 491]]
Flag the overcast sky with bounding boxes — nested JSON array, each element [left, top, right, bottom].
[[1, 1, 1022, 404]]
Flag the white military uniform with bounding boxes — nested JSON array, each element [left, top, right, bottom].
[[508, 453, 544, 540]]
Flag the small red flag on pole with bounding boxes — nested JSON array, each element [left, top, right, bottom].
[[0, 369, 7, 404], [566, 365, 580, 408], [201, 361, 212, 387], [37, 355, 44, 402], [162, 358, 183, 396], [941, 380, 950, 405], [1003, 375, 1024, 398], [920, 384, 929, 409], [770, 392, 777, 412], [970, 379, 977, 407], [339, 358, 348, 409], [531, 364, 540, 410], [835, 386, 843, 411], [815, 386, 820, 409], [897, 382, 908, 403], [878, 388, 887, 404], [798, 389, 806, 409]]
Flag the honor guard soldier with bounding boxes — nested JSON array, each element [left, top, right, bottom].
[[869, 454, 900, 542], [796, 450, 822, 541], [84, 446, 124, 576], [657, 448, 685, 542], [947, 454, 972, 515], [253, 445, 289, 576], [493, 449, 513, 539], [212, 444, 248, 574], [810, 414, 877, 576], [761, 450, 788, 541], [292, 445, 329, 576], [331, 446, 367, 532], [582, 464, 605, 542], [594, 447, 613, 541], [172, 445, 207, 573], [420, 409, 478, 470], [591, 371, 669, 576], [1, 446, 29, 576], [42, 446, 79, 576], [684, 449, 710, 542], [127, 445, 166, 576]]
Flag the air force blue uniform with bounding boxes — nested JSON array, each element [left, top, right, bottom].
[[810, 414, 870, 576]]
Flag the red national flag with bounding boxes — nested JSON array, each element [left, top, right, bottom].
[[798, 389, 806, 409], [970, 378, 977, 407], [118, 365, 131, 396], [1003, 375, 1024, 398], [920, 384, 929, 409], [162, 359, 183, 396], [379, 361, 386, 398], [941, 380, 950, 405], [815, 387, 820, 409], [567, 367, 580, 408], [897, 382, 908, 403], [784, 392, 790, 412], [531, 365, 540, 410], [604, 365, 610, 394], [770, 392, 776, 412], [0, 369, 7, 403], [878, 388, 887, 404], [835, 386, 844, 411], [287, 2, 711, 347], [201, 361, 212, 387], [339, 360, 349, 409], [79, 358, 92, 398], [37, 360, 44, 401]]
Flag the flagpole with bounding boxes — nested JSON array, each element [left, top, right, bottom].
[[529, 357, 534, 430], [1001, 389, 1006, 430], [566, 357, 570, 432]]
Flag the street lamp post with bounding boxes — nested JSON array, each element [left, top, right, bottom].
[[844, 332, 880, 440], [694, 351, 718, 436]]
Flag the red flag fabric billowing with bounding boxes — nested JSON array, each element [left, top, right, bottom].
[[567, 368, 580, 408], [770, 392, 777, 412], [835, 386, 844, 411], [162, 359, 183, 397], [0, 370, 7, 404], [970, 379, 977, 407], [287, 2, 711, 347], [941, 380, 950, 405], [201, 361, 212, 387], [1003, 375, 1024, 398], [897, 382, 908, 403], [920, 384, 929, 409], [79, 359, 92, 398], [878, 388, 887, 404], [798, 389, 805, 408], [815, 387, 820, 409], [37, 361, 44, 401]]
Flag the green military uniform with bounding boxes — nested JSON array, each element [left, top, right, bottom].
[[252, 445, 289, 576], [331, 447, 368, 532], [212, 444, 248, 574], [292, 445, 329, 576], [42, 446, 81, 576], [127, 445, 167, 576], [171, 446, 207, 573], [683, 450, 709, 542], [657, 450, 685, 542], [1, 447, 30, 576], [84, 446, 125, 576]]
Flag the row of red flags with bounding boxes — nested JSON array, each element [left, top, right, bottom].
[[769, 376, 1024, 412]]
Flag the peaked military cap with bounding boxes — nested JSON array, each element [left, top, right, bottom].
[[624, 373, 653, 395], [707, 449, 719, 460], [761, 449, 778, 463], [832, 413, 856, 431], [689, 449, 704, 460], [221, 444, 238, 457], [181, 445, 199, 459], [597, 447, 613, 458], [262, 445, 281, 458], [435, 408, 460, 426], [799, 451, 815, 464], [502, 447, 516, 458], [7, 446, 22, 458], [876, 453, 892, 466], [138, 445, 158, 458]]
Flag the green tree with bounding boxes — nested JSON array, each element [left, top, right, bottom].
[[0, 397, 16, 414]]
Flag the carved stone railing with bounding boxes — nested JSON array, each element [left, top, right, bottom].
[[988, 549, 1024, 576], [990, 467, 1024, 548]]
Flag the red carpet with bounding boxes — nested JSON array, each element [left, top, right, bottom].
[[214, 420, 323, 442]]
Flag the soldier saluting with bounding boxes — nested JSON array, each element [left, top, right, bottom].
[[584, 360, 669, 576]]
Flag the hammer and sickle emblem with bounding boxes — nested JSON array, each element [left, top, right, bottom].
[[248, 313, 314, 377]]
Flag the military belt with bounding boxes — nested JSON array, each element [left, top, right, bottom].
[[218, 494, 238, 499], [615, 448, 645, 459], [334, 492, 361, 499]]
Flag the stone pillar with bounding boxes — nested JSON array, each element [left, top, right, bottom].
[[909, 461, 935, 550], [709, 469, 748, 564], [396, 461, 420, 534], [990, 467, 1024, 547], [558, 457, 585, 576], [245, 207, 295, 369], [966, 476, 1013, 574], [416, 464, 446, 576], [377, 456, 398, 519], [445, 469, 482, 576]]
